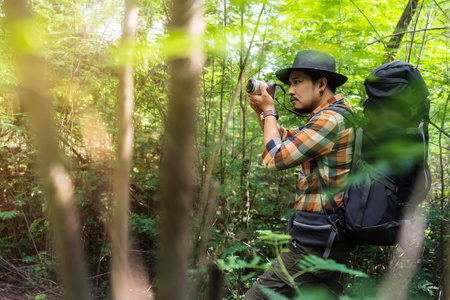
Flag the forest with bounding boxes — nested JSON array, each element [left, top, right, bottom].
[[0, 0, 448, 299]]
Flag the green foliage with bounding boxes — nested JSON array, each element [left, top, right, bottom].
[[218, 230, 368, 299], [258, 286, 290, 300], [296, 254, 368, 278], [217, 255, 265, 272], [130, 213, 157, 237], [259, 284, 347, 300], [257, 230, 292, 246], [0, 0, 448, 298], [0, 211, 19, 220]]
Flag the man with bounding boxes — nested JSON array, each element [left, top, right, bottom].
[[245, 50, 355, 299]]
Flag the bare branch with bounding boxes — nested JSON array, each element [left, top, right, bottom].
[[417, 2, 434, 68], [365, 27, 449, 46], [194, 4, 266, 259], [433, 0, 450, 21], [406, 0, 425, 63], [349, 0, 389, 55], [429, 119, 450, 139]]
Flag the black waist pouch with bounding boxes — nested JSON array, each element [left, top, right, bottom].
[[287, 209, 345, 258]]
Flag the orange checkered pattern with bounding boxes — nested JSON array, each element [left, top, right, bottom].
[[262, 94, 354, 213]]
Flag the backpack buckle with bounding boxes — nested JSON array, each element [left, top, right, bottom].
[[406, 127, 421, 135]]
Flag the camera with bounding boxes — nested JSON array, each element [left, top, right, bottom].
[[246, 79, 277, 99]]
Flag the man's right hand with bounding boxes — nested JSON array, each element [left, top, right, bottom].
[[249, 100, 263, 115], [247, 80, 275, 113]]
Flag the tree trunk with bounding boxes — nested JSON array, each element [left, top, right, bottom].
[[111, 0, 138, 299], [202, 67, 208, 183], [5, 1, 91, 299], [238, 3, 251, 226], [437, 92, 449, 300], [219, 63, 226, 184], [239, 3, 247, 189], [157, 0, 203, 296]]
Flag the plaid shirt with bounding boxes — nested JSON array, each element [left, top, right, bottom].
[[262, 94, 354, 213]]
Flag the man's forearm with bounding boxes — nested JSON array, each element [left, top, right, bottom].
[[263, 115, 281, 146]]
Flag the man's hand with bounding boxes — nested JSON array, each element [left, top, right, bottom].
[[249, 99, 263, 115], [247, 80, 275, 113]]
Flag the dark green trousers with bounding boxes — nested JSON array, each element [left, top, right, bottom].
[[244, 239, 355, 299]]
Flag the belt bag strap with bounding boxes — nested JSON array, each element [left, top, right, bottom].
[[323, 230, 337, 259], [286, 214, 294, 232]]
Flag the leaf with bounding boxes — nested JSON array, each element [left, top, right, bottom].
[[216, 259, 228, 271], [258, 285, 290, 300], [0, 211, 19, 220], [216, 255, 265, 271], [257, 230, 292, 246], [23, 256, 35, 263], [297, 254, 368, 277], [29, 218, 45, 232]]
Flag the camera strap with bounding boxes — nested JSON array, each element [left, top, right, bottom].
[[273, 84, 309, 118]]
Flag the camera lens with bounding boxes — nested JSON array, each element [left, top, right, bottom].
[[246, 79, 259, 94]]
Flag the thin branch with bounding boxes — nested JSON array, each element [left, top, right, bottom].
[[61, 138, 89, 164], [365, 27, 449, 46], [193, 181, 220, 299], [241, 5, 266, 72], [195, 3, 266, 257], [431, 194, 450, 205], [433, 0, 450, 21], [20, 207, 42, 262], [256, 4, 272, 77], [349, 0, 389, 54], [429, 119, 450, 139], [416, 2, 434, 68], [438, 92, 450, 199], [226, 135, 260, 168], [407, 0, 425, 63]]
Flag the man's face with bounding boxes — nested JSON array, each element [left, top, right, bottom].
[[288, 71, 320, 113]]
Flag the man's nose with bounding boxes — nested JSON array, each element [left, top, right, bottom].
[[288, 85, 295, 95]]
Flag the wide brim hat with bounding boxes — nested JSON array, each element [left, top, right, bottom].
[[275, 50, 348, 87]]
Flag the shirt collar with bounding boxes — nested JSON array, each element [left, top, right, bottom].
[[308, 93, 344, 120]]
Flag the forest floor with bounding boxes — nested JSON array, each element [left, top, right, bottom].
[[0, 257, 62, 300]]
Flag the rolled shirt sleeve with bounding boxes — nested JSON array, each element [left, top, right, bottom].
[[279, 125, 305, 141], [262, 112, 339, 170]]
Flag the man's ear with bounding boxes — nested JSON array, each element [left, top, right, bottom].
[[318, 77, 328, 90]]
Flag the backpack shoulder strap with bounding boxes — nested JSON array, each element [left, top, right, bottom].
[[317, 103, 363, 171], [317, 103, 360, 128]]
